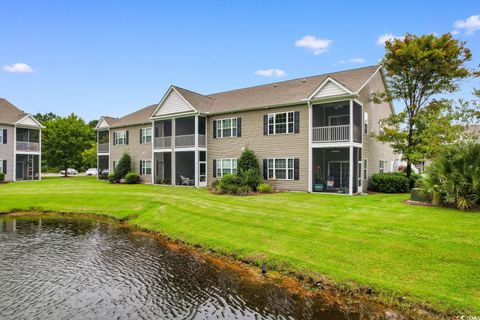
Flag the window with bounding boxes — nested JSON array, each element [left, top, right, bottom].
[[114, 130, 127, 145], [267, 158, 294, 180], [268, 112, 294, 135], [140, 160, 152, 175], [379, 160, 388, 173], [215, 158, 237, 177], [363, 159, 368, 180], [140, 128, 152, 144], [364, 112, 368, 134], [215, 118, 238, 138]]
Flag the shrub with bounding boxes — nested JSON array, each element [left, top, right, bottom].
[[420, 143, 480, 210], [125, 172, 140, 184], [0, 172, 5, 182], [237, 185, 250, 196], [108, 173, 116, 184], [216, 174, 242, 194], [237, 148, 260, 173], [257, 183, 274, 193], [369, 173, 409, 193], [240, 168, 262, 191], [114, 153, 132, 182]]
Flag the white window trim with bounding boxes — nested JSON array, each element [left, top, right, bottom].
[[141, 160, 152, 175], [216, 158, 237, 177], [141, 128, 152, 144], [364, 112, 369, 134], [267, 158, 294, 180], [379, 160, 388, 174], [215, 118, 238, 139], [268, 111, 294, 135], [114, 130, 127, 145]]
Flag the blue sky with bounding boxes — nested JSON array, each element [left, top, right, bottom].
[[1, 1, 479, 121]]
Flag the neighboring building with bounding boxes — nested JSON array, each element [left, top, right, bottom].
[[97, 65, 396, 194], [0, 98, 43, 182]]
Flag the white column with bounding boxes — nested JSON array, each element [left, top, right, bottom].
[[171, 118, 176, 186], [349, 146, 354, 195], [349, 99, 354, 143], [151, 121, 155, 184], [38, 129, 42, 180], [308, 102, 313, 192], [194, 115, 199, 187], [13, 125, 16, 182]]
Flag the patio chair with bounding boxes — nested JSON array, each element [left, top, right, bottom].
[[180, 175, 193, 186], [326, 176, 335, 192]]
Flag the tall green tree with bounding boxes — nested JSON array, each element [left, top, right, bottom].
[[374, 33, 474, 178], [82, 145, 97, 169], [43, 114, 94, 176], [33, 112, 60, 125]]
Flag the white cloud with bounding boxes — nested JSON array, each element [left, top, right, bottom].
[[3, 63, 34, 73], [255, 68, 286, 78], [295, 35, 332, 55], [338, 58, 366, 64], [451, 29, 460, 35], [376, 33, 404, 45], [453, 15, 480, 35]]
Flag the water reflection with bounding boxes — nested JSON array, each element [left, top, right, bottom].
[[0, 217, 373, 319]]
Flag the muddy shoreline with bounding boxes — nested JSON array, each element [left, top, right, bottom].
[[1, 211, 445, 319]]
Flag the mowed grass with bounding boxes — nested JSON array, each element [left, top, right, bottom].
[[1, 177, 479, 314]]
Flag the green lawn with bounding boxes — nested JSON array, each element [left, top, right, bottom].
[[1, 177, 479, 314]]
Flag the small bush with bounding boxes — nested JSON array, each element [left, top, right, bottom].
[[237, 185, 250, 196], [0, 172, 5, 182], [369, 173, 409, 193], [125, 172, 140, 184], [257, 183, 274, 193], [114, 153, 132, 182], [239, 168, 262, 191], [216, 174, 242, 194], [108, 173, 116, 184], [237, 148, 260, 173]]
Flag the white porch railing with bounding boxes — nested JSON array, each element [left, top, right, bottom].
[[16, 141, 40, 152], [154, 136, 172, 149], [312, 125, 350, 143], [98, 143, 109, 153], [175, 134, 195, 147], [198, 134, 206, 147]]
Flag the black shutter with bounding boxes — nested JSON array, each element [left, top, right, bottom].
[[140, 160, 143, 175], [113, 132, 116, 146], [263, 115, 268, 135], [139, 129, 143, 144], [294, 111, 300, 133], [213, 120, 217, 139], [237, 118, 241, 137], [3, 129, 7, 144], [263, 159, 268, 180], [2, 160, 6, 174], [212, 159, 217, 178], [126, 130, 129, 145], [294, 158, 299, 180]]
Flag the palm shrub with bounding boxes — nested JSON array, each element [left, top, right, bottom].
[[114, 153, 132, 182], [419, 143, 480, 210], [237, 147, 262, 190]]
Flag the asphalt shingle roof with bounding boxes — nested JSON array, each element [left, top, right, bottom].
[[0, 98, 29, 125]]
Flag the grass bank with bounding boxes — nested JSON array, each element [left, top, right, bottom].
[[1, 177, 479, 315]]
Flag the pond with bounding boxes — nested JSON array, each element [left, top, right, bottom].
[[0, 216, 384, 320]]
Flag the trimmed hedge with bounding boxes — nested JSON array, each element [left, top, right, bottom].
[[125, 172, 140, 184], [369, 173, 410, 193]]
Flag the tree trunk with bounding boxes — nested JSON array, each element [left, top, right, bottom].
[[64, 166, 68, 177], [405, 160, 412, 179]]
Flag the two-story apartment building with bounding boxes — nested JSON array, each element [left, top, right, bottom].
[[97, 65, 396, 194], [0, 99, 43, 182]]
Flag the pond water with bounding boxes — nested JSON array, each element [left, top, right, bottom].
[[0, 217, 380, 320]]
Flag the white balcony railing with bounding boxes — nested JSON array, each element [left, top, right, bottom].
[[154, 136, 172, 149], [175, 134, 195, 147], [312, 125, 350, 143], [16, 141, 40, 152], [198, 134, 206, 147], [98, 143, 109, 153]]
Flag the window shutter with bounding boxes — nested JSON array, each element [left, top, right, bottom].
[[237, 118, 241, 137], [140, 160, 143, 175], [126, 130, 129, 145], [294, 158, 299, 180], [263, 115, 268, 135], [212, 159, 217, 178], [3, 129, 7, 144], [213, 120, 217, 139], [294, 111, 300, 133], [2, 160, 6, 174], [263, 159, 268, 179], [113, 132, 116, 146], [139, 129, 143, 144]]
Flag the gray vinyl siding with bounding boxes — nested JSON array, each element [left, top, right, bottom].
[[110, 124, 153, 183], [207, 104, 309, 191], [357, 71, 397, 192], [0, 125, 14, 181], [153, 90, 193, 117]]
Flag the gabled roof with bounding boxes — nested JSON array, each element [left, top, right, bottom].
[[151, 65, 380, 117], [109, 104, 157, 128], [0, 98, 43, 128]]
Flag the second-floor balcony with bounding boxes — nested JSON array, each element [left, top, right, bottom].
[[154, 116, 206, 150], [16, 141, 40, 152], [313, 125, 350, 142], [98, 143, 109, 153]]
